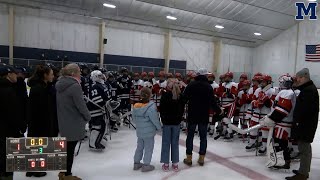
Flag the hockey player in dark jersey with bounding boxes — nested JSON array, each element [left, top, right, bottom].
[[79, 64, 91, 97], [87, 70, 111, 150], [117, 68, 133, 125]]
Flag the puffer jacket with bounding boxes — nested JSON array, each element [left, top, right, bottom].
[[132, 101, 162, 138]]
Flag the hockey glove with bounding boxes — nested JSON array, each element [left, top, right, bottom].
[[259, 116, 275, 127]]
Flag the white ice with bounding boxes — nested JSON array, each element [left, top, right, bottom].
[[14, 122, 320, 180]]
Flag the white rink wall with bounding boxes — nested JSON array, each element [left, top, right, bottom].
[[253, 13, 320, 87]]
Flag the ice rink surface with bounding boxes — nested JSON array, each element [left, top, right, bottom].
[[14, 122, 320, 180]]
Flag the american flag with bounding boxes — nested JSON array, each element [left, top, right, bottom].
[[306, 45, 320, 62]]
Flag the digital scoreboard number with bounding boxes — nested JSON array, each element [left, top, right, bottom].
[[6, 137, 67, 172]]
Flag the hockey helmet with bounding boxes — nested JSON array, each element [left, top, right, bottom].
[[166, 73, 173, 78], [278, 74, 293, 89], [207, 73, 215, 79], [120, 67, 128, 73], [260, 74, 272, 82], [187, 71, 194, 77], [141, 72, 148, 77], [158, 71, 165, 77], [252, 75, 261, 81], [91, 70, 104, 83], [148, 72, 155, 78], [219, 74, 225, 79], [254, 72, 263, 77], [133, 72, 140, 77], [224, 72, 234, 79], [175, 72, 182, 78], [240, 73, 248, 80]]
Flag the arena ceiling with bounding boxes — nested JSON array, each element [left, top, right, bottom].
[[0, 0, 316, 47]]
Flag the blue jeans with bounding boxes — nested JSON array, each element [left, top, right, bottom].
[[134, 137, 155, 165], [161, 125, 180, 164], [186, 123, 208, 155]]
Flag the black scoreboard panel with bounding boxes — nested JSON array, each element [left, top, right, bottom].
[[6, 137, 67, 172]]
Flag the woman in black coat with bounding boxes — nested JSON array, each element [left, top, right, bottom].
[[26, 65, 56, 177]]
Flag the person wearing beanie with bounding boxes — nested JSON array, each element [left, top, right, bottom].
[[0, 65, 24, 180], [286, 68, 319, 180], [132, 87, 162, 172], [182, 68, 222, 166]]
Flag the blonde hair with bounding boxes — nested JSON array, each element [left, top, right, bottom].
[[167, 78, 181, 100], [60, 63, 80, 76], [140, 87, 152, 103]]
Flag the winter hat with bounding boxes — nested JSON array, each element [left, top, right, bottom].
[[197, 68, 209, 76], [296, 68, 310, 79]]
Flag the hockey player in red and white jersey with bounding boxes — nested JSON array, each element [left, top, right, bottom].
[[260, 74, 296, 170], [207, 73, 220, 136], [141, 72, 153, 89], [220, 72, 238, 141], [154, 71, 167, 110], [175, 73, 187, 92], [236, 80, 251, 134], [131, 73, 144, 104], [245, 75, 275, 154], [233, 73, 249, 132], [245, 73, 263, 121]]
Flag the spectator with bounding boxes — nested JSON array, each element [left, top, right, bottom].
[[132, 87, 162, 172], [182, 68, 222, 166], [26, 65, 56, 177], [160, 78, 184, 172], [14, 66, 28, 135], [286, 68, 319, 180], [0, 65, 23, 180], [56, 64, 91, 180]]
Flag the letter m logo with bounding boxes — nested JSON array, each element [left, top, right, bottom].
[[295, 2, 317, 20]]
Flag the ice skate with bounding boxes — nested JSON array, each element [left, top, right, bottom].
[[224, 133, 233, 142], [258, 146, 266, 155], [271, 160, 291, 173], [245, 143, 256, 152]]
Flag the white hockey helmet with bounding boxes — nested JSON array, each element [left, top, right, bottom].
[[91, 70, 104, 84], [278, 73, 293, 89]]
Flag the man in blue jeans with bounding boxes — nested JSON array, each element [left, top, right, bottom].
[[182, 68, 222, 166]]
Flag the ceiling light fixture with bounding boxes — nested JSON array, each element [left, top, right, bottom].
[[103, 3, 116, 8], [215, 25, 224, 29], [166, 15, 177, 20], [254, 32, 262, 36], [308, 0, 317, 2]]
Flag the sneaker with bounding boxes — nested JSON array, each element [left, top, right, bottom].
[[141, 164, 155, 172], [162, 164, 169, 172], [133, 163, 143, 170], [172, 164, 179, 172]]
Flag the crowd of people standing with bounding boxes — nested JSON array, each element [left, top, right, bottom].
[[0, 61, 319, 180]]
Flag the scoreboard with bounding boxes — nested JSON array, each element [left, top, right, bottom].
[[6, 137, 67, 172]]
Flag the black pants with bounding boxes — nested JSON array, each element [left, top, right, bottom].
[[186, 123, 208, 155], [65, 141, 78, 176]]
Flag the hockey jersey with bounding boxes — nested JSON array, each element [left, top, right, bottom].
[[220, 81, 238, 107], [88, 82, 111, 118], [131, 79, 144, 102], [117, 75, 132, 100], [80, 75, 91, 97], [245, 85, 259, 119], [269, 89, 296, 123], [237, 89, 250, 118], [153, 80, 167, 107], [251, 86, 275, 122]]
